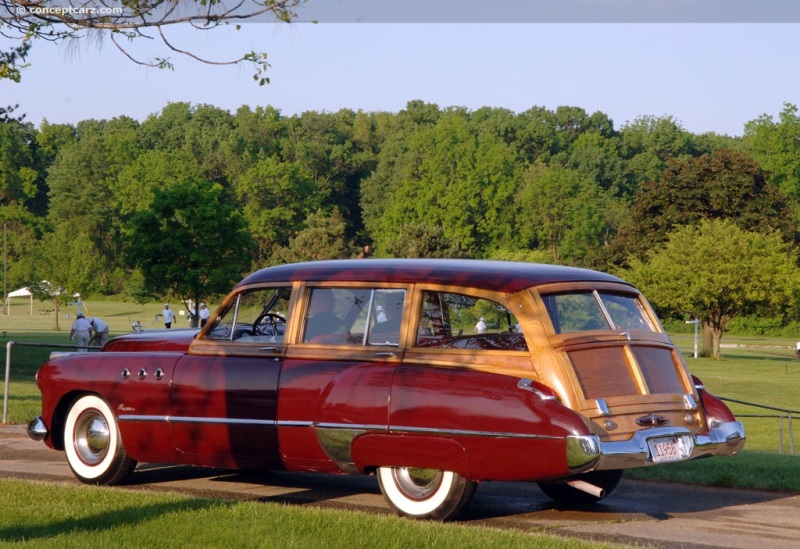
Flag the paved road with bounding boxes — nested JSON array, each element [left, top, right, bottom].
[[2, 425, 800, 548]]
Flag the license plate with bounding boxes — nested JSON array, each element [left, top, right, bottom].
[[648, 436, 686, 463]]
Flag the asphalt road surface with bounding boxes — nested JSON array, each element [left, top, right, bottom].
[[2, 424, 799, 548]]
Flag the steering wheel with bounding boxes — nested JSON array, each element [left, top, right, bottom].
[[253, 313, 286, 336]]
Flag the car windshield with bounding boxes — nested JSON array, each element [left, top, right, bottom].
[[541, 290, 656, 334]]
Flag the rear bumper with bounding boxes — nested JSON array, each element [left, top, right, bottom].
[[567, 421, 745, 471]]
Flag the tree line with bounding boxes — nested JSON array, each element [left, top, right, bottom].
[[4, 100, 800, 356]]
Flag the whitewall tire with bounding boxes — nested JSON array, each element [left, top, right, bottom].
[[63, 394, 136, 485], [377, 466, 476, 521]]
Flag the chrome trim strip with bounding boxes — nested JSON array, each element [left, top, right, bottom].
[[119, 415, 281, 426], [118, 414, 557, 440], [684, 394, 698, 410], [596, 398, 610, 416], [390, 425, 560, 440], [517, 378, 557, 400], [119, 415, 170, 422], [279, 420, 315, 428], [171, 417, 278, 426], [593, 289, 616, 329], [315, 422, 386, 431]]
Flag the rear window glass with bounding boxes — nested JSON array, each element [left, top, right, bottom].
[[541, 290, 656, 334]]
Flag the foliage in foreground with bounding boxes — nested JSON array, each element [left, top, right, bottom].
[[0, 479, 604, 548]]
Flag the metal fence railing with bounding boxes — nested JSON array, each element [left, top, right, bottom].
[[719, 396, 797, 454], [3, 341, 99, 424]]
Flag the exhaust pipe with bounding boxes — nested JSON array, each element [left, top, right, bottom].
[[567, 479, 605, 498]]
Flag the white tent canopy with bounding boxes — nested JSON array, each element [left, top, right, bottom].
[[8, 287, 32, 298], [4, 286, 34, 315]]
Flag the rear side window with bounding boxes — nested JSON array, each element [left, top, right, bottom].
[[541, 290, 656, 334], [302, 287, 406, 346], [415, 291, 527, 351]]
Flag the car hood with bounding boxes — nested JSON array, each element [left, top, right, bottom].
[[103, 329, 200, 353]]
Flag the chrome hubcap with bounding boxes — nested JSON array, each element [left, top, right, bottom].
[[392, 468, 442, 500], [74, 412, 110, 465]]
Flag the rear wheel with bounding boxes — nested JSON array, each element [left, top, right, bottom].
[[64, 394, 136, 485], [538, 469, 623, 505], [377, 466, 476, 521]]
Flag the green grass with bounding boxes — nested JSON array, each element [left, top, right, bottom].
[[0, 479, 606, 548], [626, 450, 800, 492]]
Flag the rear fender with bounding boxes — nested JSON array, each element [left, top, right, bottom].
[[350, 434, 470, 477], [693, 375, 737, 426]]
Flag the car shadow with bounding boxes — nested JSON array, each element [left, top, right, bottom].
[[124, 465, 795, 522]]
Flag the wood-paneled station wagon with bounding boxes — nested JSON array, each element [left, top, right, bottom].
[[29, 260, 745, 520]]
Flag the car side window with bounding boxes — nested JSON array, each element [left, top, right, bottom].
[[415, 291, 527, 351], [206, 287, 291, 342], [302, 287, 406, 346]]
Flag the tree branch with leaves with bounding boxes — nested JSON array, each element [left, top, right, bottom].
[[1, 0, 305, 84]]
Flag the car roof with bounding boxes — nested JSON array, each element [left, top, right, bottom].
[[236, 259, 630, 294]]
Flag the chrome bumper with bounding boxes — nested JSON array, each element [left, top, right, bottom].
[[27, 416, 49, 442], [567, 421, 746, 472]]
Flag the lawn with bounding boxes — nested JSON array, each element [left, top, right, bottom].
[[0, 479, 607, 548]]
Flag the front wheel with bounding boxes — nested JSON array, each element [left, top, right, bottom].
[[64, 394, 136, 485], [377, 466, 476, 521], [538, 469, 623, 505]]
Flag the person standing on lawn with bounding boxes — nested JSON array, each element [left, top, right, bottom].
[[89, 317, 110, 348], [162, 304, 176, 329], [69, 312, 92, 352]]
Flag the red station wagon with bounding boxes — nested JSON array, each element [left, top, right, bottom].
[[28, 259, 745, 520]]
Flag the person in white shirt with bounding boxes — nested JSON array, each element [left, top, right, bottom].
[[199, 302, 211, 327], [162, 304, 176, 328], [475, 317, 487, 334], [69, 312, 92, 352], [89, 317, 110, 348]]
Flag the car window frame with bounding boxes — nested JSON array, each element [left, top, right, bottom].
[[296, 282, 411, 348]]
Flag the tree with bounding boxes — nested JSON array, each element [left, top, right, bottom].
[[27, 226, 101, 330], [383, 222, 464, 259], [1, 1, 304, 83], [125, 180, 253, 326], [624, 219, 800, 360], [270, 208, 352, 264], [517, 163, 611, 265], [609, 149, 796, 265], [368, 110, 520, 257], [232, 156, 318, 265], [743, 102, 800, 201]]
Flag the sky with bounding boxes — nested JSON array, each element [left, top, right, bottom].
[[2, 14, 800, 136]]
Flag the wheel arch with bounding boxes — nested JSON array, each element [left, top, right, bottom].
[[51, 390, 99, 451]]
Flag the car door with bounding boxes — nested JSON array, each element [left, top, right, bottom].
[[278, 284, 408, 473], [169, 285, 293, 469]]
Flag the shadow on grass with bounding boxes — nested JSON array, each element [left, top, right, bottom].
[[0, 498, 229, 542]]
